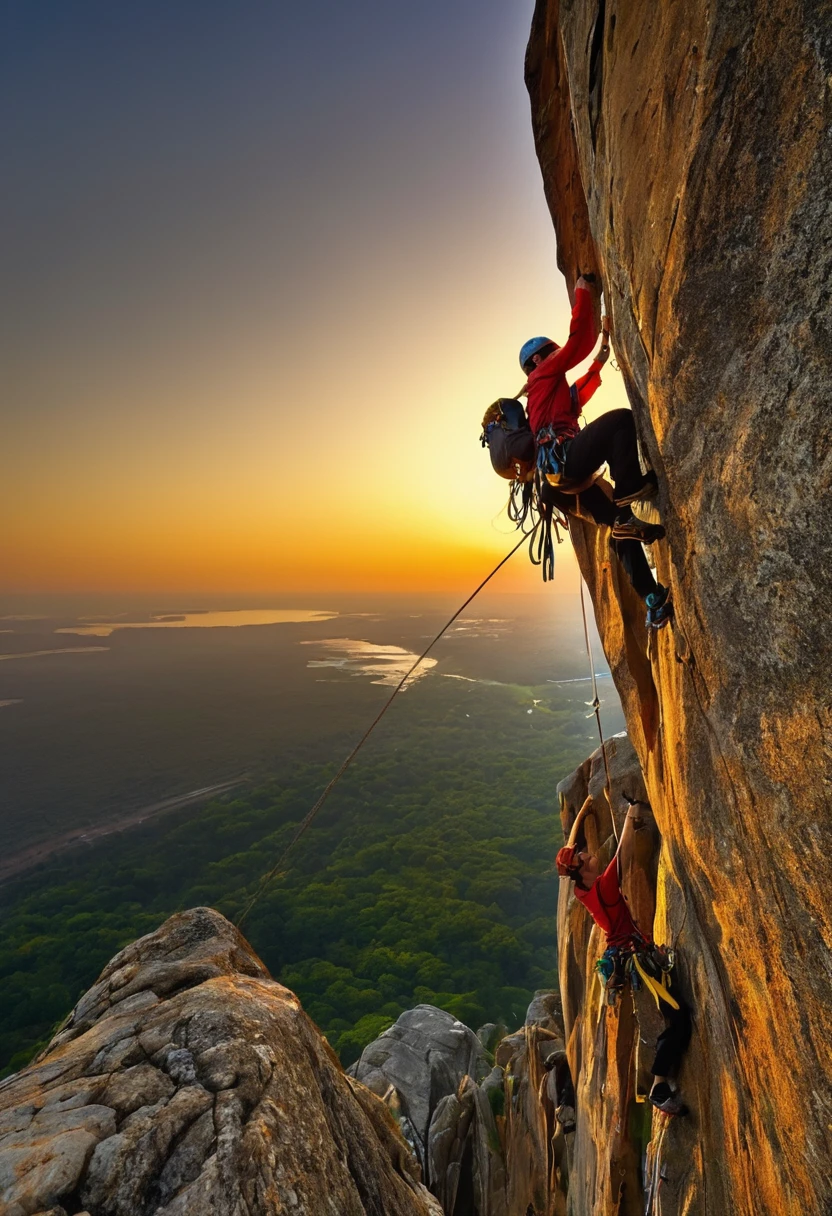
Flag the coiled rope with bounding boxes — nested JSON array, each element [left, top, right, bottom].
[[235, 522, 540, 931]]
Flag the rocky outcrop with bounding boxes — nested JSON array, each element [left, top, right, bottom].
[[355, 998, 576, 1215], [0, 908, 440, 1216], [527, 3, 832, 1213], [350, 1004, 490, 1179]]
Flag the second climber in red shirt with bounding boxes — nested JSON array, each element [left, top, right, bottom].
[[556, 794, 692, 1116]]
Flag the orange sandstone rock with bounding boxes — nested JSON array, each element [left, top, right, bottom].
[[527, 1, 832, 1212]]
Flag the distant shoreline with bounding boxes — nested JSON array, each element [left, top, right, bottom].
[[0, 778, 249, 888]]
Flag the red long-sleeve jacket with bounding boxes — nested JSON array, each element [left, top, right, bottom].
[[525, 285, 599, 437], [572, 358, 605, 408]]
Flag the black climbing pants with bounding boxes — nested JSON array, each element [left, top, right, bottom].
[[563, 408, 645, 501], [541, 480, 658, 603], [574, 484, 657, 601], [616, 540, 657, 602], [651, 995, 692, 1079]]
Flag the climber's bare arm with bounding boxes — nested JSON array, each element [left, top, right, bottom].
[[566, 795, 596, 848]]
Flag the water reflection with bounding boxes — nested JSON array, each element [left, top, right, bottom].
[[56, 609, 337, 638], [0, 647, 109, 661], [302, 638, 437, 687]]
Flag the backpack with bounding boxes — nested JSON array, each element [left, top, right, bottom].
[[480, 398, 535, 481]]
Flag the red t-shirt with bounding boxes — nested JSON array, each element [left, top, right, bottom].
[[525, 286, 598, 436], [574, 855, 645, 948]]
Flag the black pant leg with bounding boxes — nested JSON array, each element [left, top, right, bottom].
[[564, 409, 644, 498], [650, 996, 692, 1078], [613, 538, 657, 601], [545, 482, 656, 601], [574, 483, 617, 527], [541, 480, 617, 527]]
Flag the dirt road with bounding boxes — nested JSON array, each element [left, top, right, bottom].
[[0, 778, 249, 886]]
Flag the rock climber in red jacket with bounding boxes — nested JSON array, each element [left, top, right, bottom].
[[556, 795, 692, 1116], [520, 277, 659, 531], [519, 276, 672, 628]]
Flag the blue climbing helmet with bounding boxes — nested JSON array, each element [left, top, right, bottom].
[[519, 336, 558, 373]]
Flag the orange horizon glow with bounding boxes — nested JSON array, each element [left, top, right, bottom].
[[1, 1, 630, 603], [2, 355, 627, 598]]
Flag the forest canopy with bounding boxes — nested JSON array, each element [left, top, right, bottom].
[[0, 675, 595, 1074]]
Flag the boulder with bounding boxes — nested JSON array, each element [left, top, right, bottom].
[[0, 908, 438, 1216], [351, 1004, 489, 1173], [355, 995, 573, 1215], [524, 990, 564, 1035], [425, 1076, 476, 1214]]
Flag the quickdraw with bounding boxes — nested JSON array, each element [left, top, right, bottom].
[[508, 477, 534, 528], [528, 492, 569, 582]]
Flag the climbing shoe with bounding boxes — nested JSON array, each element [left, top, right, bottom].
[[614, 471, 658, 507], [612, 512, 666, 544], [645, 585, 673, 630], [648, 1084, 688, 1117]]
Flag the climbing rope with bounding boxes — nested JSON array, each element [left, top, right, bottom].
[[578, 575, 618, 843], [646, 1113, 670, 1213], [235, 522, 540, 931]]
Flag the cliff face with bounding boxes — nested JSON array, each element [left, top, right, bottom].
[[527, 3, 832, 1213], [0, 908, 440, 1216]]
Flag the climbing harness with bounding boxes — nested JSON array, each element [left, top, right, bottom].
[[595, 945, 629, 1005], [235, 522, 540, 931], [594, 932, 662, 1006], [534, 424, 575, 488], [534, 424, 601, 497]]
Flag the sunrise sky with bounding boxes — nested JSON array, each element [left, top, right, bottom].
[[1, 0, 629, 597]]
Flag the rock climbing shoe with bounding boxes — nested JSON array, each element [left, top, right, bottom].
[[648, 1086, 689, 1117], [645, 585, 673, 630], [614, 471, 658, 507], [612, 512, 666, 544]]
